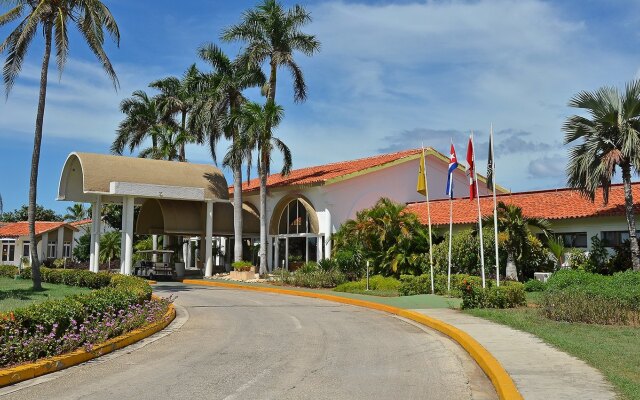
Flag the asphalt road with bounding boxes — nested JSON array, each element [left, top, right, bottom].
[[1, 282, 496, 400]]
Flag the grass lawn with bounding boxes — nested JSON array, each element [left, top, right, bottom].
[[0, 277, 90, 313], [466, 304, 640, 400]]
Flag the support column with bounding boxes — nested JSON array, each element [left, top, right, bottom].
[[56, 227, 64, 261], [205, 201, 213, 277], [89, 202, 97, 271], [324, 210, 332, 260], [267, 236, 273, 272], [182, 239, 188, 267], [152, 234, 158, 262], [120, 198, 128, 274], [124, 196, 135, 275], [163, 235, 171, 263], [93, 197, 102, 272], [41, 232, 49, 261], [274, 237, 279, 271]]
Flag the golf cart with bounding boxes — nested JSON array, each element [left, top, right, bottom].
[[133, 250, 175, 280]]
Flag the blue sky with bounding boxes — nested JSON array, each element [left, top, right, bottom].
[[1, 0, 640, 214]]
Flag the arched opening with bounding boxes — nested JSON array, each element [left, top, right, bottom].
[[269, 195, 323, 271]]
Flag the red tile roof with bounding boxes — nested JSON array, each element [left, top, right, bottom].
[[230, 148, 429, 193], [70, 218, 92, 227], [0, 221, 78, 238], [406, 183, 640, 225]]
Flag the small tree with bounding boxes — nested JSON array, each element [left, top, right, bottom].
[[99, 231, 121, 269]]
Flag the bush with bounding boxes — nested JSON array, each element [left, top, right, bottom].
[[272, 269, 346, 289], [317, 258, 338, 272], [461, 279, 526, 309], [523, 279, 546, 292], [399, 273, 484, 297], [334, 250, 365, 280], [542, 269, 640, 325], [232, 261, 253, 271], [0, 265, 18, 278], [399, 274, 432, 296], [298, 262, 318, 274], [334, 275, 401, 295], [432, 228, 500, 276]]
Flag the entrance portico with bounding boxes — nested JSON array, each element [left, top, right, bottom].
[[57, 152, 231, 276]]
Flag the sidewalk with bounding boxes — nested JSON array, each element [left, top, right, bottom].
[[413, 308, 616, 400]]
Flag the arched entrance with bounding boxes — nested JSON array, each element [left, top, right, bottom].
[[269, 195, 323, 270]]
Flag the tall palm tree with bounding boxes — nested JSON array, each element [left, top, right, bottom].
[[99, 231, 120, 269], [1, 1, 119, 290], [191, 43, 265, 263], [150, 64, 201, 162], [138, 126, 191, 161], [63, 203, 87, 222], [494, 202, 550, 280], [235, 101, 291, 274], [564, 81, 640, 271], [111, 90, 171, 156]]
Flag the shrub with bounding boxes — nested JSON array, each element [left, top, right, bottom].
[[523, 279, 546, 292], [232, 261, 253, 271], [317, 258, 338, 272], [461, 280, 526, 309], [399, 274, 432, 296], [272, 269, 346, 289], [542, 269, 640, 325], [0, 265, 18, 278], [432, 228, 500, 276], [334, 275, 401, 295], [399, 273, 484, 297], [298, 262, 318, 274], [334, 250, 365, 280]]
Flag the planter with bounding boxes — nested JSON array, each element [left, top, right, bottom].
[[230, 266, 256, 281], [289, 261, 304, 272]]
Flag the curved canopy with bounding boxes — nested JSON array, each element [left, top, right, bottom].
[[58, 152, 229, 204]]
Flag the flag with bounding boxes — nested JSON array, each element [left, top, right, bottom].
[[487, 131, 494, 190], [417, 150, 427, 196], [466, 135, 476, 201], [446, 143, 458, 198]]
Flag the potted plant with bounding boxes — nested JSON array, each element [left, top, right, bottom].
[[230, 261, 256, 281]]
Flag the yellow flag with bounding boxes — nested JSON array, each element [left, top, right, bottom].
[[417, 150, 427, 196]]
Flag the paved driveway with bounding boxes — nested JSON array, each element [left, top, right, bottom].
[[1, 282, 495, 400]]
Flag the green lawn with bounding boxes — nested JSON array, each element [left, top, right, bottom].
[[0, 277, 90, 313], [466, 305, 640, 400]]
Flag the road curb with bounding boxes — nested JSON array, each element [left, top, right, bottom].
[[0, 295, 175, 388], [182, 279, 523, 400]]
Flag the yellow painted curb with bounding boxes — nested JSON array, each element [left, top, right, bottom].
[[183, 279, 523, 400], [0, 295, 175, 388]]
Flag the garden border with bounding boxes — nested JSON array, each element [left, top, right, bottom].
[[182, 279, 523, 400], [0, 295, 175, 388]]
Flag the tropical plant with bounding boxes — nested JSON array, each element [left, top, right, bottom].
[[234, 101, 291, 274], [73, 232, 91, 262], [111, 90, 171, 156], [99, 231, 120, 267], [193, 43, 265, 263], [0, 204, 62, 222], [150, 64, 201, 162], [1, 0, 120, 290], [564, 81, 640, 271], [546, 235, 565, 270], [493, 202, 550, 280], [63, 203, 87, 222], [137, 126, 192, 161]]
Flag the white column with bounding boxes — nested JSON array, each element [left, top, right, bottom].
[[92, 197, 102, 272], [162, 235, 171, 263], [89, 202, 97, 271], [56, 227, 64, 261], [324, 210, 332, 260], [182, 239, 188, 266], [274, 238, 279, 270], [120, 198, 128, 274], [267, 236, 273, 272], [205, 200, 213, 277], [151, 234, 158, 262], [124, 196, 135, 275], [41, 232, 49, 260]]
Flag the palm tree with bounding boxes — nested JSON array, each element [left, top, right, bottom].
[[494, 202, 550, 280], [64, 203, 87, 222], [546, 235, 566, 270], [1, 1, 119, 290], [564, 81, 640, 271], [138, 126, 191, 161], [150, 64, 201, 162], [235, 101, 291, 274], [191, 43, 265, 263], [111, 90, 171, 156], [99, 231, 120, 270]]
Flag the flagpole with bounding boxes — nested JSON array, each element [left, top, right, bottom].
[[447, 193, 453, 293], [422, 144, 435, 294], [472, 131, 486, 288], [490, 124, 500, 286]]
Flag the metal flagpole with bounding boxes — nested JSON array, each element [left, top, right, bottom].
[[447, 193, 453, 293], [422, 144, 435, 294], [490, 124, 500, 286], [471, 132, 486, 288]]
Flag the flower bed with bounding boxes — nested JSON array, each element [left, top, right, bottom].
[[0, 267, 171, 368]]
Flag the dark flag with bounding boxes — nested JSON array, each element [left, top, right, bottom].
[[487, 132, 494, 190]]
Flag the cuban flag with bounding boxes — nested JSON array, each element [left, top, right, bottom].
[[446, 143, 458, 199]]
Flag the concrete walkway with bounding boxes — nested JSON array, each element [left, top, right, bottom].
[[413, 309, 616, 400]]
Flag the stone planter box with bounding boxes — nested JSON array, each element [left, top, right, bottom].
[[230, 267, 256, 281]]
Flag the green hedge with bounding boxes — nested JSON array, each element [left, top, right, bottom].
[[399, 273, 484, 297], [0, 265, 17, 278], [461, 281, 526, 309], [523, 279, 546, 292], [542, 269, 640, 325], [334, 275, 401, 295], [273, 269, 347, 288]]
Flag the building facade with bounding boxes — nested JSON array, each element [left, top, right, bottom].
[[0, 222, 79, 267]]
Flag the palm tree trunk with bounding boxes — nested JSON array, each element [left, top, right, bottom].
[[622, 163, 640, 271], [259, 154, 268, 275], [505, 252, 518, 280], [268, 60, 277, 104], [233, 163, 244, 263], [29, 24, 53, 291], [179, 111, 187, 162]]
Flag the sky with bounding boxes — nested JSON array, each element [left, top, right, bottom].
[[1, 0, 639, 214]]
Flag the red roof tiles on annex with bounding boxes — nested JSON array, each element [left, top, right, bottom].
[[0, 221, 77, 238]]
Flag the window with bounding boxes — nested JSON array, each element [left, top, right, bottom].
[[22, 241, 30, 258], [559, 232, 587, 248], [1, 240, 15, 262], [278, 200, 310, 235], [601, 231, 640, 247], [47, 242, 57, 259], [63, 242, 71, 258]]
